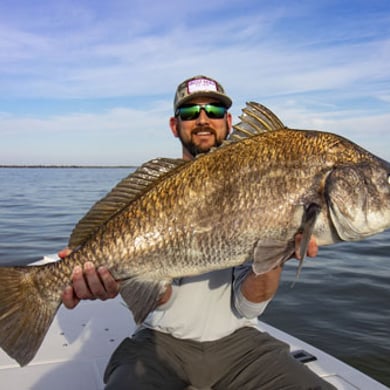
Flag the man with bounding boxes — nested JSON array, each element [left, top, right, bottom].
[[62, 75, 335, 389]]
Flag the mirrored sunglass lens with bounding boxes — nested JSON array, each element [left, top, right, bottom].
[[204, 105, 226, 118], [178, 106, 200, 120]]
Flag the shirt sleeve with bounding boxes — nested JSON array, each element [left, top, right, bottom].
[[232, 264, 271, 319]]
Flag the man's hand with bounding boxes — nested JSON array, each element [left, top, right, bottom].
[[294, 233, 318, 259], [59, 249, 120, 309]]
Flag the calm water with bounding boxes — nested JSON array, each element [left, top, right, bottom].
[[0, 168, 389, 387]]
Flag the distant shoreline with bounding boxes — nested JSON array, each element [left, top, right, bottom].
[[0, 165, 137, 169]]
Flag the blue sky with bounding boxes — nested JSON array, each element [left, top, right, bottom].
[[1, 0, 389, 165]]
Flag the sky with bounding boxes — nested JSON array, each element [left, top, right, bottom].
[[1, 0, 389, 166]]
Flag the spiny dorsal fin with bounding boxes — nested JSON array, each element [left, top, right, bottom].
[[230, 102, 286, 141], [68, 158, 187, 249]]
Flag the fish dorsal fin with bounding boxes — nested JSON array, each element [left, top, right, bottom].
[[230, 102, 285, 141], [68, 158, 187, 249]]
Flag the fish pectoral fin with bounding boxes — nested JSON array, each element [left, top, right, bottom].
[[252, 239, 294, 275], [296, 203, 322, 277], [120, 277, 171, 324], [252, 203, 321, 277]]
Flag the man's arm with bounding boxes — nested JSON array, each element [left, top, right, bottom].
[[232, 235, 319, 319], [240, 266, 282, 303], [240, 234, 319, 304]]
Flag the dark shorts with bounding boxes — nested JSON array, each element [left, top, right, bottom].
[[104, 327, 336, 390]]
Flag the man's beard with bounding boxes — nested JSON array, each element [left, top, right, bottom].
[[178, 124, 229, 157]]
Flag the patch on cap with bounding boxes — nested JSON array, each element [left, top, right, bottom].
[[187, 78, 218, 94]]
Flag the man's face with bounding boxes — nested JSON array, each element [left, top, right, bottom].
[[171, 97, 232, 159]]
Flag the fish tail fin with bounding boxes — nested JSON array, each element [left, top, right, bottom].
[[0, 265, 61, 366]]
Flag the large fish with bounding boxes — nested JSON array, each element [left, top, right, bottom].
[[0, 102, 390, 367]]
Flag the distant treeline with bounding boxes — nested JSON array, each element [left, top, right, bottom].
[[0, 165, 136, 169]]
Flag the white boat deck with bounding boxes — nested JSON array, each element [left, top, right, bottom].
[[0, 296, 388, 390]]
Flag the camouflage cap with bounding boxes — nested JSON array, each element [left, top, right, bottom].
[[173, 75, 232, 112]]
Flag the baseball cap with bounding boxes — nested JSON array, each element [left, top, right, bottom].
[[173, 75, 232, 112]]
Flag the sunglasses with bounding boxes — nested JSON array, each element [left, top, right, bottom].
[[176, 103, 227, 121]]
